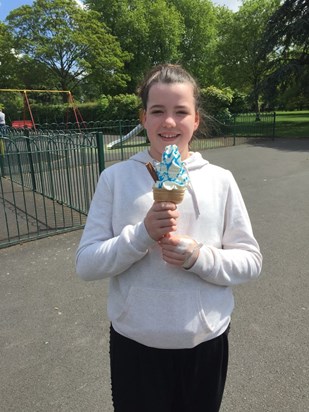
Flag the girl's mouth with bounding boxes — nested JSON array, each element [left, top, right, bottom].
[[159, 133, 180, 139]]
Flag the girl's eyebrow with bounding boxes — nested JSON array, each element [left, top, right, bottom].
[[148, 104, 190, 110], [149, 104, 164, 109]]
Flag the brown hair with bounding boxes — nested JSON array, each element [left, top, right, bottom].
[[137, 64, 201, 112]]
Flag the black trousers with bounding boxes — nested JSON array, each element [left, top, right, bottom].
[[110, 325, 229, 412]]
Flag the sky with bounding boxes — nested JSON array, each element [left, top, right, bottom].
[[0, 0, 84, 21], [0, 0, 33, 21], [214, 0, 240, 11], [0, 0, 240, 22]]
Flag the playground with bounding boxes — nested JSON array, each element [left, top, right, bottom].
[[0, 88, 84, 130], [1, 138, 308, 411]]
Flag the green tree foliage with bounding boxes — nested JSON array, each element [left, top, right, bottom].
[[85, 0, 184, 92], [99, 93, 141, 120], [216, 0, 281, 112], [2, 0, 308, 118], [201, 86, 233, 115], [6, 0, 130, 98], [17, 58, 60, 92], [262, 0, 308, 65], [0, 23, 22, 114], [168, 0, 218, 87], [0, 23, 19, 88], [260, 0, 309, 109]]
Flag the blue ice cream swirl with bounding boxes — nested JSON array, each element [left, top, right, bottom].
[[153, 145, 189, 190]]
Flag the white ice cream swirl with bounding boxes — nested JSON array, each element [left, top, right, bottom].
[[153, 145, 189, 190]]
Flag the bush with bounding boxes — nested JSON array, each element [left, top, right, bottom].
[[99, 94, 141, 120], [201, 86, 233, 115], [229, 90, 249, 113], [30, 103, 67, 124], [215, 108, 233, 124], [3, 93, 141, 125]]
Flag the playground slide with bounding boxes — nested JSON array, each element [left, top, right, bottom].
[[107, 123, 144, 149]]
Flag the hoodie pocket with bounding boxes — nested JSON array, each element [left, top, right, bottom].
[[115, 287, 215, 348]]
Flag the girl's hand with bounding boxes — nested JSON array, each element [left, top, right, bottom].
[[144, 202, 179, 241], [159, 235, 201, 269]]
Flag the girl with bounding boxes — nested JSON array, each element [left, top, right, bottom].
[[76, 64, 262, 412]]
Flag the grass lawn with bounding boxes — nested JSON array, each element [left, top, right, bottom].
[[275, 110, 309, 138]]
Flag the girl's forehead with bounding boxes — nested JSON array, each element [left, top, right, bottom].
[[148, 82, 195, 101]]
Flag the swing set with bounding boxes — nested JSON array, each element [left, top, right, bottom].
[[0, 89, 84, 130]]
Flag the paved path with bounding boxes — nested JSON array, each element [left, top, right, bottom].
[[1, 139, 308, 411]]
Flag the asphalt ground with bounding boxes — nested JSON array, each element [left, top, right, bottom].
[[1, 138, 308, 411]]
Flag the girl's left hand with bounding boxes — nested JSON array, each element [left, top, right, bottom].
[[158, 235, 201, 268]]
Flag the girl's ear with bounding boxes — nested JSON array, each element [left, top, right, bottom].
[[194, 111, 200, 131], [139, 108, 146, 124]]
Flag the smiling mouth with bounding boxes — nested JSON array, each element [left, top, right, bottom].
[[159, 133, 180, 139]]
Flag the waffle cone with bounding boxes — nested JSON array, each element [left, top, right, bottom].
[[153, 187, 186, 204]]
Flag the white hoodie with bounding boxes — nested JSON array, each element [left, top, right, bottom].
[[76, 149, 262, 349]]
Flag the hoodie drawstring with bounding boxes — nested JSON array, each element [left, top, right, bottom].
[[188, 179, 201, 218]]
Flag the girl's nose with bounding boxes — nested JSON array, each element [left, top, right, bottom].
[[163, 115, 176, 127]]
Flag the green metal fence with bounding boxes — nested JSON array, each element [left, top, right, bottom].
[[0, 132, 98, 247], [0, 113, 275, 248]]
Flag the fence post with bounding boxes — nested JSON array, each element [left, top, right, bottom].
[[0, 137, 5, 177], [25, 130, 36, 191], [119, 120, 124, 161], [64, 144, 73, 207], [233, 114, 236, 146], [96, 131, 105, 173], [272, 112, 276, 141]]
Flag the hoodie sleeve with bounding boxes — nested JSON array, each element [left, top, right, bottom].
[[76, 171, 156, 281], [188, 171, 262, 286]]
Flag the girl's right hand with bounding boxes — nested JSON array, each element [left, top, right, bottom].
[[144, 202, 179, 241]]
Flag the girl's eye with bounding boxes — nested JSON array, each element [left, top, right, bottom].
[[177, 111, 188, 115], [151, 110, 164, 114]]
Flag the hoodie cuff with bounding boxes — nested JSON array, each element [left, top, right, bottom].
[[185, 245, 215, 277], [130, 221, 156, 252]]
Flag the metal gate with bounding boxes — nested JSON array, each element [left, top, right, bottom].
[[0, 132, 99, 248]]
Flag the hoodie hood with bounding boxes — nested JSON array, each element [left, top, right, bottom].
[[130, 149, 209, 217]]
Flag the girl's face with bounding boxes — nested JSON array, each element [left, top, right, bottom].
[[142, 82, 199, 161]]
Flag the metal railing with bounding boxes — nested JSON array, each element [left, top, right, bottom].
[[0, 132, 98, 247], [0, 113, 275, 248]]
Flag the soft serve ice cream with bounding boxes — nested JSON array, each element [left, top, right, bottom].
[[150, 145, 189, 204], [154, 145, 189, 189]]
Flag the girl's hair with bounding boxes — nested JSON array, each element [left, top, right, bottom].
[[137, 64, 201, 112]]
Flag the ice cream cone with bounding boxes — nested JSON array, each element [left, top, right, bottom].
[[153, 187, 186, 204]]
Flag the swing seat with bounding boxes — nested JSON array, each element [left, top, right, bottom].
[[12, 120, 34, 128]]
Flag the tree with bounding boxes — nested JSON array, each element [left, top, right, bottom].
[[215, 0, 281, 113], [0, 23, 23, 116], [6, 0, 130, 100], [85, 0, 184, 92], [0, 23, 19, 88], [201, 85, 233, 115], [260, 0, 309, 108], [262, 0, 309, 65], [168, 0, 218, 87]]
